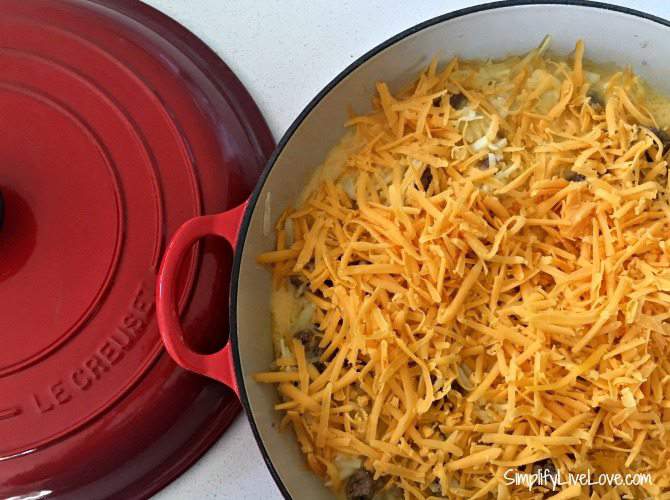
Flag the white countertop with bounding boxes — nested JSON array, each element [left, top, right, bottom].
[[145, 1, 670, 498]]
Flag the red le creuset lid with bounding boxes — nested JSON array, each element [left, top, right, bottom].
[[0, 0, 274, 498]]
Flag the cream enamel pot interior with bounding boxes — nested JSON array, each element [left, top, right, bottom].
[[156, 2, 670, 498]]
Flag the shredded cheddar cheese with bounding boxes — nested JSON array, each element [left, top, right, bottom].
[[256, 39, 670, 499]]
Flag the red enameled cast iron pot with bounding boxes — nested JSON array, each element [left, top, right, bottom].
[[0, 0, 273, 497], [156, 2, 670, 498]]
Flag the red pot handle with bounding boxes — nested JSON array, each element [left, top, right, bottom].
[[156, 200, 248, 397]]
